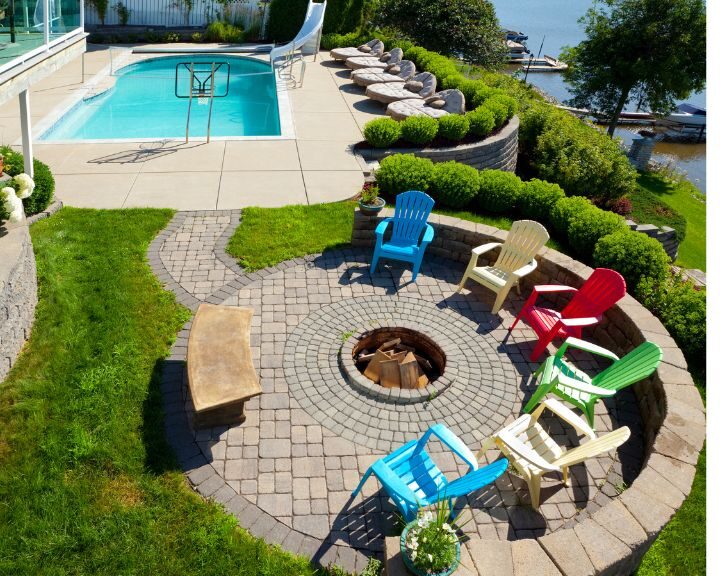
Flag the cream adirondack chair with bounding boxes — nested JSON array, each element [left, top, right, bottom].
[[478, 398, 630, 509], [457, 220, 549, 314]]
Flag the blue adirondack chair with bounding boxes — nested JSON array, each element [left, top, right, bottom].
[[351, 423, 509, 521], [370, 191, 435, 282]]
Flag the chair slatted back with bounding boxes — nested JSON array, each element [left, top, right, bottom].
[[386, 47, 403, 64], [562, 268, 626, 319], [593, 342, 663, 392], [390, 191, 435, 247], [495, 220, 549, 275]]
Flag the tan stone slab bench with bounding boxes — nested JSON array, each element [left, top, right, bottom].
[[187, 303, 262, 429]]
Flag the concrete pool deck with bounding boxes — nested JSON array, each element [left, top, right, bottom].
[[0, 44, 387, 210]]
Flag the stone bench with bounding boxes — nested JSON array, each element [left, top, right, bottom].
[[187, 303, 262, 429]]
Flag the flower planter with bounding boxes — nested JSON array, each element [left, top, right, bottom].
[[358, 197, 386, 216], [400, 519, 461, 576]]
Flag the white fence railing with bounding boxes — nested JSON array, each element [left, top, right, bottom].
[[84, 0, 267, 29]]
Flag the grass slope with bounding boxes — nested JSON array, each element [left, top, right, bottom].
[[631, 173, 706, 270], [0, 208, 336, 575]]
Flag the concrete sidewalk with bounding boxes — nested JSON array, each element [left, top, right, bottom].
[[0, 46, 387, 210]]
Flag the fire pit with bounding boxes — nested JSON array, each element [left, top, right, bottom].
[[352, 327, 446, 389]]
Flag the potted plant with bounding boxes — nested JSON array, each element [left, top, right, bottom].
[[358, 182, 385, 216], [400, 499, 463, 576]]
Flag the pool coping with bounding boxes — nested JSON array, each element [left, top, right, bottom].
[[29, 47, 295, 144]]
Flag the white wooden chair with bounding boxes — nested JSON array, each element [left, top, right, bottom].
[[457, 219, 549, 314], [478, 398, 630, 509]]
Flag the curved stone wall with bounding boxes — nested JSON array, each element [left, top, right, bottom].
[[0, 222, 37, 381], [356, 115, 519, 173], [352, 209, 705, 575]]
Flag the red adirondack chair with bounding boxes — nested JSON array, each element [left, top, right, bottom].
[[509, 268, 626, 361]]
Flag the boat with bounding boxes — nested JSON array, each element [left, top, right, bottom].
[[506, 39, 529, 60], [661, 103, 706, 127], [521, 55, 568, 72], [503, 29, 528, 42]]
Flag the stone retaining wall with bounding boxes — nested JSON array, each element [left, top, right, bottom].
[[355, 116, 519, 173], [626, 219, 679, 261], [353, 209, 705, 575], [0, 222, 37, 381]]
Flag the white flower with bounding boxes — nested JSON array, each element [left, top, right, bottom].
[[2, 187, 24, 223], [427, 554, 433, 563], [410, 551, 416, 561], [443, 522, 454, 533], [13, 173, 35, 199]]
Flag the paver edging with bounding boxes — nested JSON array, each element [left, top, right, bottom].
[[352, 209, 704, 575]]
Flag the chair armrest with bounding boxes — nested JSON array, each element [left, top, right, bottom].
[[556, 337, 620, 362], [560, 316, 602, 328], [512, 259, 538, 279], [471, 242, 502, 257], [496, 431, 560, 473], [533, 285, 578, 293], [552, 427, 630, 468], [420, 223, 434, 246], [374, 218, 392, 238], [417, 423, 478, 471], [531, 398, 596, 439], [556, 372, 617, 398], [438, 459, 509, 500]]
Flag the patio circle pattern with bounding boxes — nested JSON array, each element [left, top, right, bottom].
[[284, 296, 519, 451]]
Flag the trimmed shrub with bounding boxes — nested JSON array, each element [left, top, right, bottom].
[[430, 161, 480, 208], [636, 274, 705, 365], [493, 94, 518, 119], [400, 116, 439, 145], [321, 30, 369, 50], [475, 169, 523, 213], [466, 106, 495, 137], [364, 118, 401, 148], [594, 230, 670, 291], [482, 96, 510, 128], [204, 21, 244, 43], [0, 146, 54, 216], [517, 178, 566, 220], [534, 113, 636, 202], [549, 196, 594, 240], [567, 207, 627, 260], [375, 154, 435, 196], [606, 196, 633, 216], [269, 0, 370, 41], [437, 114, 469, 142], [517, 99, 558, 147]]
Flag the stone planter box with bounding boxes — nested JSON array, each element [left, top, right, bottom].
[[355, 115, 519, 173], [354, 208, 705, 576]]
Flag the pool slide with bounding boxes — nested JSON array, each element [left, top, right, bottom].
[[269, 0, 327, 65]]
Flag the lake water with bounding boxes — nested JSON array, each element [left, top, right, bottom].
[[493, 0, 706, 192]]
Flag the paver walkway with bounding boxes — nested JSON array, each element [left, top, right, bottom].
[[149, 211, 646, 573]]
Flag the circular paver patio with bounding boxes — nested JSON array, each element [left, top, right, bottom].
[[150, 211, 646, 569]]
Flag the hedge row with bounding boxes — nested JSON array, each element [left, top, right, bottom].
[[362, 97, 513, 148], [268, 0, 370, 42], [0, 146, 55, 217], [375, 153, 669, 285]]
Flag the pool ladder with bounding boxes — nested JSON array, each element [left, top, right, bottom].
[[185, 62, 217, 144]]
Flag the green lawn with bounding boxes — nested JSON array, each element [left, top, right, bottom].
[[631, 173, 706, 270], [0, 208, 344, 575]]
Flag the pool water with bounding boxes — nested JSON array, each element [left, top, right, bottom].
[[41, 55, 281, 140]]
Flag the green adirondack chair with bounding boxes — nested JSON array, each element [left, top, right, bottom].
[[523, 337, 663, 430]]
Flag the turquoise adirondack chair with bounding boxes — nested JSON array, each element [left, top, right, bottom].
[[351, 423, 508, 521], [523, 337, 663, 429], [370, 191, 435, 282]]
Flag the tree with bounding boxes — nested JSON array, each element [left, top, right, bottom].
[[378, 0, 507, 70], [561, 0, 706, 136]]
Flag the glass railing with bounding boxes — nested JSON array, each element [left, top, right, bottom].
[[0, 0, 82, 73]]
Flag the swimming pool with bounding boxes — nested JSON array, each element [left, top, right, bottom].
[[41, 55, 282, 141]]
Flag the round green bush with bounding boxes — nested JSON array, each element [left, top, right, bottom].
[[470, 86, 502, 109], [567, 207, 627, 261], [492, 94, 517, 119], [636, 274, 705, 364], [517, 178, 566, 220], [429, 161, 480, 209], [0, 146, 55, 216], [375, 154, 435, 196], [437, 114, 469, 142], [549, 196, 594, 240], [594, 230, 670, 292], [363, 118, 402, 148], [475, 169, 523, 213], [466, 107, 495, 137], [400, 116, 439, 145], [482, 97, 510, 128]]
